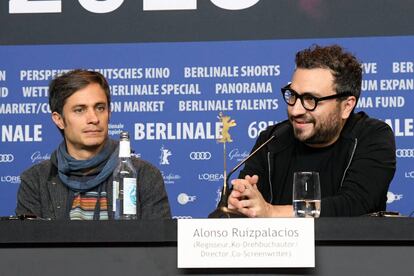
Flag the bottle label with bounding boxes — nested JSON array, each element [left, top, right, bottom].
[[112, 180, 119, 212], [123, 178, 137, 215], [119, 140, 131, 158]]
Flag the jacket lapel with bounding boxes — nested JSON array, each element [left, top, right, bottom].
[[47, 164, 70, 219]]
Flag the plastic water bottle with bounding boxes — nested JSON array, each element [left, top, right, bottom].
[[112, 131, 138, 220]]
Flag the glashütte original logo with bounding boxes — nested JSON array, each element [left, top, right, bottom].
[[0, 153, 14, 163], [387, 191, 403, 204], [30, 151, 50, 163], [228, 148, 249, 162], [189, 151, 211, 160]]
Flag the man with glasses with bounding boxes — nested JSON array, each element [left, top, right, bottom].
[[228, 44, 396, 217]]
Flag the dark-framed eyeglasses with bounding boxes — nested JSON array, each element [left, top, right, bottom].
[[280, 84, 353, 111]]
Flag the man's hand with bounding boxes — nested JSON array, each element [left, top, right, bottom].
[[228, 175, 294, 218]]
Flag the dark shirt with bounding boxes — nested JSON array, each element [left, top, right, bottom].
[[239, 112, 396, 216]]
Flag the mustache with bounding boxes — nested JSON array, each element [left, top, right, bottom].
[[289, 115, 315, 124]]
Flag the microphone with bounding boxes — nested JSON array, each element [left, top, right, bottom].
[[226, 135, 275, 184], [208, 128, 279, 218]]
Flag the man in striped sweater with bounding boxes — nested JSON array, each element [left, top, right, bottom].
[[16, 69, 171, 220]]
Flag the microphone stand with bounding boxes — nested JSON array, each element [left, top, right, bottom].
[[208, 135, 275, 218]]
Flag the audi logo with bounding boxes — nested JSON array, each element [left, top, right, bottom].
[[0, 154, 14, 163], [396, 149, 414, 158], [172, 216, 193, 219], [189, 151, 212, 160]]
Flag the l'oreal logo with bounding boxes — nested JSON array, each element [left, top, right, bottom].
[[198, 173, 224, 182]]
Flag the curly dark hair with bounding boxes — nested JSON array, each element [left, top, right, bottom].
[[295, 44, 362, 100], [49, 69, 110, 115]]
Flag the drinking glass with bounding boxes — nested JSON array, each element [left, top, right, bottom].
[[292, 171, 321, 218]]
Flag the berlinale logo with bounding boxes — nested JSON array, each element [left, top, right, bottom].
[[159, 145, 172, 165], [0, 154, 14, 163]]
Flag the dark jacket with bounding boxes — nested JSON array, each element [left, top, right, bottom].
[[16, 157, 171, 219], [239, 112, 396, 216]]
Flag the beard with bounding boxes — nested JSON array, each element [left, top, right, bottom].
[[289, 105, 343, 146]]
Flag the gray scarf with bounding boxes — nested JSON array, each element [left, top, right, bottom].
[[55, 138, 119, 192]]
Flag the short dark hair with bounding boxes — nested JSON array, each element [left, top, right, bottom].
[[49, 69, 111, 115], [295, 44, 362, 100]]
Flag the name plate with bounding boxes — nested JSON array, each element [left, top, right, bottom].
[[177, 218, 315, 268]]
